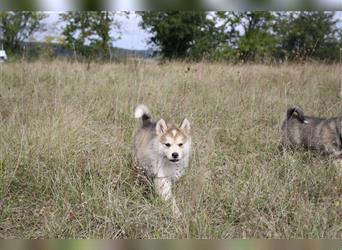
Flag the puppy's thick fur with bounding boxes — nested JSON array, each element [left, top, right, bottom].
[[280, 106, 342, 157], [133, 104, 191, 216]]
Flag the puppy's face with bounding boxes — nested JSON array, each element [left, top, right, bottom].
[[156, 118, 191, 163]]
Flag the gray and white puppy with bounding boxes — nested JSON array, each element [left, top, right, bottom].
[[133, 104, 191, 217], [280, 106, 342, 157]]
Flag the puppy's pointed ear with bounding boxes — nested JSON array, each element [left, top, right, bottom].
[[180, 118, 190, 135], [156, 119, 167, 136]]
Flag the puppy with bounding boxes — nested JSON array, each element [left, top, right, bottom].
[[133, 104, 191, 216], [280, 106, 342, 157]]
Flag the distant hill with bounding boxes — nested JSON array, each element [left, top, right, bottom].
[[113, 47, 154, 59], [18, 41, 154, 60]]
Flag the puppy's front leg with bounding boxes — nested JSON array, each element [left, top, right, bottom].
[[154, 177, 181, 217]]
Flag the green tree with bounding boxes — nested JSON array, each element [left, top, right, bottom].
[[215, 12, 278, 62], [209, 12, 241, 61], [59, 12, 94, 59], [233, 12, 277, 62], [0, 11, 46, 54], [60, 11, 121, 61], [41, 35, 55, 60], [89, 11, 121, 61], [275, 11, 339, 61], [139, 11, 218, 60]]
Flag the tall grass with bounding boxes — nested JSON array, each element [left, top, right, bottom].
[[0, 60, 341, 238]]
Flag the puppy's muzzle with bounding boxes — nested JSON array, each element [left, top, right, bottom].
[[170, 152, 179, 162]]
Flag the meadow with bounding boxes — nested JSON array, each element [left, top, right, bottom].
[[0, 60, 341, 238]]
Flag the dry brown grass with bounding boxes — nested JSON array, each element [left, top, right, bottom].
[[0, 60, 341, 238]]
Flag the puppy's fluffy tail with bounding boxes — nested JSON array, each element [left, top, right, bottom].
[[286, 106, 308, 123], [134, 104, 151, 126]]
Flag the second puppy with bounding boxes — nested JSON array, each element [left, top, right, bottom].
[[280, 106, 342, 157]]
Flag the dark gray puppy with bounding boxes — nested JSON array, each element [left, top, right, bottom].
[[280, 106, 342, 157]]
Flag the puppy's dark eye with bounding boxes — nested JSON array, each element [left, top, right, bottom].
[[178, 143, 183, 147], [165, 143, 171, 147]]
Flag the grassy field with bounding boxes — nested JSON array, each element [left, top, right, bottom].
[[0, 61, 341, 239]]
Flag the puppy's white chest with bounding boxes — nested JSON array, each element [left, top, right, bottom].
[[155, 161, 186, 181]]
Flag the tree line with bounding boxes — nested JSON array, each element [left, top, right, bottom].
[[0, 11, 341, 62]]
